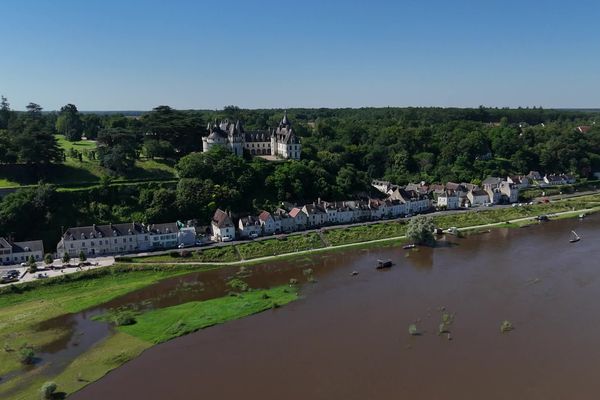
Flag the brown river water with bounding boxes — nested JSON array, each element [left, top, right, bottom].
[[8, 215, 600, 399]]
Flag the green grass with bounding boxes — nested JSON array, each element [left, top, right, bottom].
[[323, 221, 406, 246], [119, 286, 298, 344], [0, 332, 150, 400], [55, 134, 97, 151], [236, 233, 324, 259], [132, 246, 241, 263], [0, 267, 203, 377]]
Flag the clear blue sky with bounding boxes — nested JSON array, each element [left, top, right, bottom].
[[1, 0, 598, 111]]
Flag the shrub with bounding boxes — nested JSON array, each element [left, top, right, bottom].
[[408, 324, 419, 336], [500, 320, 514, 333], [180, 250, 191, 258], [227, 278, 249, 292], [112, 310, 137, 326], [40, 381, 57, 399], [169, 251, 180, 258], [62, 253, 70, 264], [79, 250, 87, 262], [406, 215, 435, 245], [44, 253, 54, 265], [28, 264, 38, 273], [19, 347, 36, 365]]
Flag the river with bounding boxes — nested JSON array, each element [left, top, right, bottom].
[[27, 216, 600, 398]]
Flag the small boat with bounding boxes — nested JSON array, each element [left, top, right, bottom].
[[376, 259, 393, 269], [569, 230, 581, 243], [579, 214, 586, 219], [351, 271, 359, 276], [403, 244, 416, 249]]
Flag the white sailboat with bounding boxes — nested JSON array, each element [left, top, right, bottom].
[[569, 230, 581, 243]]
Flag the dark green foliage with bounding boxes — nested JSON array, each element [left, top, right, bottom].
[[19, 346, 35, 364], [406, 215, 435, 245], [40, 381, 57, 399]]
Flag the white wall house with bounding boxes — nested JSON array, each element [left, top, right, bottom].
[[0, 238, 44, 265], [57, 222, 184, 258], [258, 211, 278, 235], [289, 207, 308, 230], [238, 215, 262, 238], [437, 192, 460, 209], [211, 209, 235, 241], [273, 208, 295, 233], [302, 204, 327, 227], [467, 189, 490, 206], [500, 182, 519, 203]]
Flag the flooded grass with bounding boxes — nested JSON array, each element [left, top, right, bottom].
[[118, 286, 298, 344]]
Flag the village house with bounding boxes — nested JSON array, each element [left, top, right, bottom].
[[302, 203, 328, 227], [273, 208, 296, 233], [258, 211, 278, 235], [500, 181, 519, 203], [543, 174, 567, 186], [436, 190, 460, 210], [0, 237, 44, 265], [238, 215, 262, 238], [211, 209, 235, 241], [289, 207, 307, 230], [507, 175, 531, 189], [527, 171, 543, 183], [467, 189, 490, 206], [57, 222, 190, 257]]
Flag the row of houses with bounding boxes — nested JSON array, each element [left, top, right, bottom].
[[212, 191, 433, 241], [56, 221, 197, 258]]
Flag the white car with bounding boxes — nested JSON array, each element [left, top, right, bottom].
[[249, 232, 259, 239], [221, 236, 233, 242]]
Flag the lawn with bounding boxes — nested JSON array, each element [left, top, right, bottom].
[[0, 136, 177, 188], [236, 233, 324, 259], [119, 285, 298, 344], [131, 246, 241, 263]]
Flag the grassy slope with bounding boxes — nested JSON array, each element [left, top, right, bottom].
[[120, 286, 298, 344], [0, 135, 176, 188], [236, 233, 324, 259]]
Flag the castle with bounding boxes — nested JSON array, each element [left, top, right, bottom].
[[202, 112, 301, 159]]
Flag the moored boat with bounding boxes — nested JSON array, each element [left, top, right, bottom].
[[376, 259, 393, 269], [403, 244, 416, 249], [569, 230, 581, 243]]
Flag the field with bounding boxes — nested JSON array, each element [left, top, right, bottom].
[[119, 286, 298, 344], [0, 135, 177, 189]]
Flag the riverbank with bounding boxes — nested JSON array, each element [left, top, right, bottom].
[[0, 264, 298, 399], [125, 193, 600, 266], [1, 195, 599, 399]]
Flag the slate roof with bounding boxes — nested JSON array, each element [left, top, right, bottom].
[[12, 240, 44, 253], [212, 209, 234, 228]]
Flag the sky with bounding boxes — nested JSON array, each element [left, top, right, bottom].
[[0, 0, 599, 111]]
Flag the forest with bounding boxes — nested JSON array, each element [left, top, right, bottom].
[[0, 96, 599, 247]]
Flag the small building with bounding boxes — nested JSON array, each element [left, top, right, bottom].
[[482, 177, 503, 191], [543, 174, 567, 186], [238, 215, 262, 238], [302, 204, 327, 227], [437, 191, 460, 210], [468, 189, 490, 206], [211, 209, 235, 241], [289, 207, 307, 230], [500, 182, 519, 203], [507, 175, 531, 189], [273, 208, 295, 232], [258, 211, 278, 235], [0, 238, 44, 265]]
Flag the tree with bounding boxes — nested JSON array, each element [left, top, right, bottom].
[[79, 250, 87, 262], [40, 382, 57, 399], [406, 215, 435, 245], [62, 252, 70, 264], [56, 104, 83, 141], [96, 128, 141, 174], [0, 95, 12, 129], [44, 253, 54, 266], [141, 106, 204, 157]]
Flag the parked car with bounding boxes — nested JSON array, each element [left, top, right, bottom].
[[249, 232, 259, 239], [221, 235, 233, 242], [178, 243, 194, 249], [20, 262, 28, 267]]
